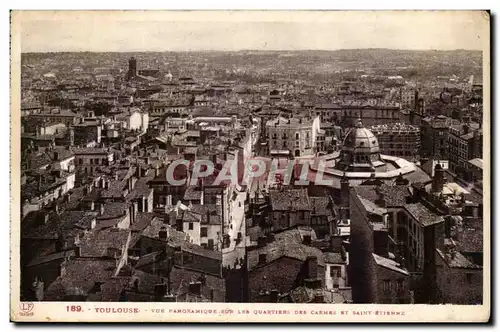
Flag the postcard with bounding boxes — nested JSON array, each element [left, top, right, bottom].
[[10, 10, 490, 322]]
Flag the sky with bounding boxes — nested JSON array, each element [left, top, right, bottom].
[[13, 11, 489, 52]]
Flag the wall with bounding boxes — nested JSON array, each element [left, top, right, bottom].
[[325, 263, 347, 290], [183, 220, 201, 245], [348, 189, 377, 303], [374, 262, 411, 304], [248, 256, 325, 302], [435, 252, 483, 304], [200, 224, 222, 251]]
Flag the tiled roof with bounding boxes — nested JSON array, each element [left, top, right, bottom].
[[323, 252, 346, 264], [134, 251, 165, 269], [372, 253, 409, 275], [404, 203, 444, 227], [309, 197, 332, 216], [44, 258, 118, 301], [269, 188, 311, 211], [248, 229, 325, 271], [169, 266, 225, 302], [27, 249, 75, 267], [436, 249, 482, 269], [354, 184, 410, 207], [22, 210, 96, 239], [131, 212, 158, 232], [79, 228, 130, 258], [25, 151, 52, 169]]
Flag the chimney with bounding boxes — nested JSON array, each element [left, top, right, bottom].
[[373, 230, 389, 257], [154, 284, 167, 301], [74, 246, 81, 258], [313, 292, 325, 303], [462, 124, 469, 134], [65, 193, 71, 203], [258, 253, 267, 265], [306, 256, 318, 279], [431, 163, 445, 194], [32, 279, 44, 301], [99, 204, 105, 216], [340, 174, 349, 208], [269, 290, 279, 303], [159, 226, 168, 240], [53, 151, 59, 161], [138, 198, 144, 213], [265, 232, 274, 244], [444, 216, 453, 238], [54, 203, 60, 215], [90, 201, 95, 211], [375, 186, 386, 208], [257, 236, 267, 248], [188, 281, 202, 296], [331, 235, 343, 252]]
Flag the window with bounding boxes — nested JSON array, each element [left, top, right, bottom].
[[396, 279, 404, 293], [382, 280, 391, 292], [183, 253, 193, 263], [330, 266, 342, 288], [201, 227, 208, 237], [295, 133, 300, 140], [207, 239, 214, 250], [188, 222, 193, 230]]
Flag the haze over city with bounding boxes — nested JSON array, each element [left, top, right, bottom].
[[17, 11, 487, 52]]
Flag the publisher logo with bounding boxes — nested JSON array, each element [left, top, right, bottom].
[[19, 302, 34, 315]]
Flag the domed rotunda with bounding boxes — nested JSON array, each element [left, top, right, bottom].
[[336, 119, 386, 172]]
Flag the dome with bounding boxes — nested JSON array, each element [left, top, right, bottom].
[[342, 119, 380, 154], [336, 119, 384, 171]]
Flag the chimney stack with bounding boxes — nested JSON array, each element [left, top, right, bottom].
[[431, 163, 445, 194], [340, 173, 349, 208], [159, 226, 168, 240], [188, 282, 202, 296], [375, 185, 386, 208], [306, 256, 318, 279], [257, 236, 267, 248], [154, 284, 167, 301]]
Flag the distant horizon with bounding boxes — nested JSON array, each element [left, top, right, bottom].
[[21, 48, 483, 54], [13, 11, 488, 53]]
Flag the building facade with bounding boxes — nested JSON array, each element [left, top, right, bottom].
[[370, 123, 421, 161], [265, 116, 321, 157]]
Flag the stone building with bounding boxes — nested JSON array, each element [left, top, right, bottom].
[[265, 115, 321, 157], [370, 123, 421, 161]]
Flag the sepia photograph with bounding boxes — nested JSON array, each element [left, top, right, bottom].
[[9, 10, 490, 322]]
